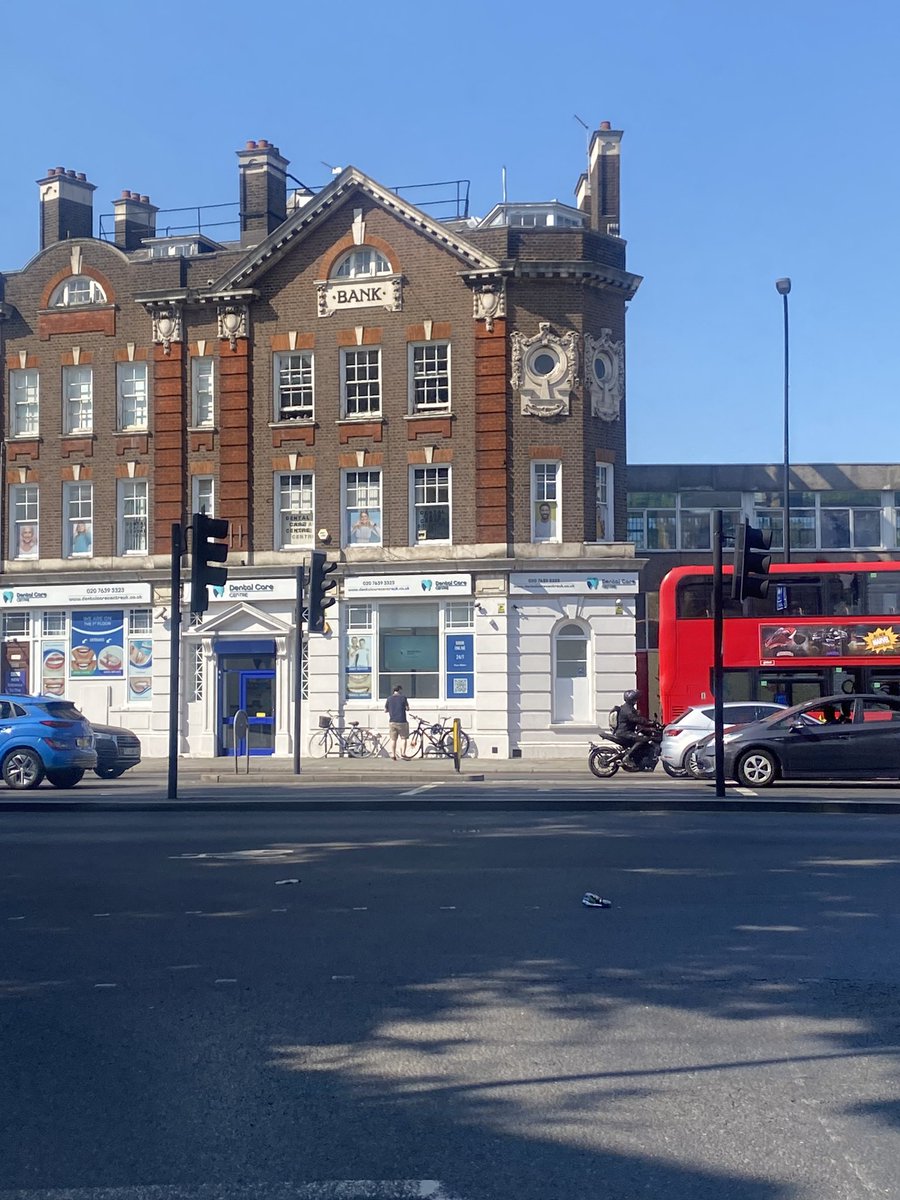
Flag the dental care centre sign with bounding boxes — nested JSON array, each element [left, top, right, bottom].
[[344, 574, 472, 598], [1, 582, 152, 607], [509, 572, 639, 596]]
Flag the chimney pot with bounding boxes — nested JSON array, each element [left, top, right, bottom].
[[258, 138, 269, 148], [66, 169, 76, 178], [56, 166, 65, 174], [140, 194, 149, 204], [246, 140, 257, 150], [121, 189, 130, 199], [76, 172, 86, 181], [600, 121, 611, 130]]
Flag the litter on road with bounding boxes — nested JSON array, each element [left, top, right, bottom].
[[582, 893, 612, 908]]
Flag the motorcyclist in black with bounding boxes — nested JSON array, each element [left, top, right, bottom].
[[614, 689, 657, 766]]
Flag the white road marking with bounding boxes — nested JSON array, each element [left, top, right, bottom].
[[734, 787, 758, 796], [185, 910, 203, 915], [352, 906, 368, 911], [400, 782, 442, 796], [214, 978, 237, 984], [93, 983, 117, 989], [167, 964, 200, 971], [439, 906, 457, 911], [92, 913, 110, 918], [7, 916, 25, 921], [271, 907, 289, 913], [331, 974, 356, 981]]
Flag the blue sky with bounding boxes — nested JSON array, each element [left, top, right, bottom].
[[3, 0, 898, 465]]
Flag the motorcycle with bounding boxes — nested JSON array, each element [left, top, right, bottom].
[[588, 720, 664, 778]]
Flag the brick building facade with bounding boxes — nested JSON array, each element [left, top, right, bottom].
[[0, 126, 643, 759]]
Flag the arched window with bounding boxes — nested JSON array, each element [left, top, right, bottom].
[[49, 276, 107, 307], [332, 247, 392, 279], [553, 621, 591, 724]]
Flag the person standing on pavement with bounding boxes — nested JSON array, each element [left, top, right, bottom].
[[385, 684, 411, 760]]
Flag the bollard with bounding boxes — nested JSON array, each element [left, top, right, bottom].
[[452, 716, 461, 773]]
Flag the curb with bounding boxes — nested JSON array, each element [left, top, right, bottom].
[[3, 797, 900, 815]]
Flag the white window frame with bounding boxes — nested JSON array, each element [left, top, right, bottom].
[[596, 463, 614, 541], [276, 472, 315, 550], [343, 469, 383, 546], [531, 461, 561, 543], [191, 357, 215, 427], [341, 347, 382, 418], [50, 276, 107, 307], [192, 476, 215, 517], [410, 465, 452, 544], [333, 247, 392, 278], [42, 611, 67, 637], [118, 479, 149, 555], [63, 482, 93, 558], [117, 362, 148, 431], [274, 351, 315, 422], [63, 366, 93, 434], [10, 369, 39, 437], [409, 342, 451, 412], [10, 484, 39, 560]]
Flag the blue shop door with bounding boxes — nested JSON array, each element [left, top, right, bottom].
[[222, 670, 275, 756]]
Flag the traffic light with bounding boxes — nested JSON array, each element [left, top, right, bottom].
[[190, 512, 229, 616], [732, 519, 772, 602], [307, 549, 337, 632]]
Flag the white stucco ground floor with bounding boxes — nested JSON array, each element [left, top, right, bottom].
[[0, 556, 642, 761]]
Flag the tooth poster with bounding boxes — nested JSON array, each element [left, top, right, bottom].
[[70, 611, 124, 677], [127, 638, 153, 700]]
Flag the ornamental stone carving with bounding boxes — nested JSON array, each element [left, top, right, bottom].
[[218, 303, 249, 349], [150, 304, 182, 355], [510, 322, 578, 417], [472, 281, 506, 331], [584, 329, 624, 421], [316, 275, 402, 317]]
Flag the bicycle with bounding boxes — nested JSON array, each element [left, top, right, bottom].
[[401, 715, 471, 760], [307, 714, 380, 758]]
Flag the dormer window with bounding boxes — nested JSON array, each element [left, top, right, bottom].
[[333, 248, 391, 279], [50, 276, 107, 307]]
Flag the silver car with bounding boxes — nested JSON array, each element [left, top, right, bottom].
[[660, 702, 787, 777]]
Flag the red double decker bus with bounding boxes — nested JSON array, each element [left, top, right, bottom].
[[658, 560, 900, 722]]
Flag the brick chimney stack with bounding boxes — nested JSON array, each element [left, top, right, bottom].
[[37, 168, 96, 248], [587, 121, 622, 235], [237, 139, 289, 247], [112, 191, 159, 251]]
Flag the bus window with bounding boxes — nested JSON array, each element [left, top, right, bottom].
[[676, 579, 742, 619]]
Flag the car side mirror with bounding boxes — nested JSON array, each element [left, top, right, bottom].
[[790, 718, 808, 732]]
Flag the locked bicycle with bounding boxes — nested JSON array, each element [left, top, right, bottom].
[[307, 714, 380, 758], [401, 715, 471, 760]]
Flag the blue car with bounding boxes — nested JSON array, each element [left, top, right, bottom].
[[0, 694, 97, 789]]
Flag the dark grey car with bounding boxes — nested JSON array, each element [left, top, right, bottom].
[[91, 723, 142, 779], [700, 693, 900, 787]]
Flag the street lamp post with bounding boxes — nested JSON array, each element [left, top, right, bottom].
[[775, 278, 792, 562]]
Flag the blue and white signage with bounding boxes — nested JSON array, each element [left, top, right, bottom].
[[509, 572, 638, 596], [445, 633, 475, 699]]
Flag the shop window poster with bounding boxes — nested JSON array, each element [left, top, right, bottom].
[[127, 638, 153, 701], [345, 633, 372, 699], [41, 641, 67, 696], [70, 611, 124, 678], [445, 633, 475, 699]]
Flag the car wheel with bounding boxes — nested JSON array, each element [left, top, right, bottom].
[[95, 766, 126, 779], [661, 760, 686, 778], [46, 768, 85, 789], [686, 749, 709, 779], [736, 749, 777, 788], [2, 749, 45, 790], [589, 747, 620, 778]]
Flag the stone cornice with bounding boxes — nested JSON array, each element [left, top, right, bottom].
[[513, 260, 642, 298]]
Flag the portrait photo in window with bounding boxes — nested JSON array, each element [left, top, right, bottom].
[[348, 508, 382, 545], [17, 523, 38, 559], [533, 501, 558, 541]]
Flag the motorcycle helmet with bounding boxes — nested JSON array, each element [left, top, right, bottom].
[[623, 689, 639, 703]]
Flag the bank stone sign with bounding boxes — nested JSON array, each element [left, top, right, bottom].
[[317, 275, 403, 317]]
